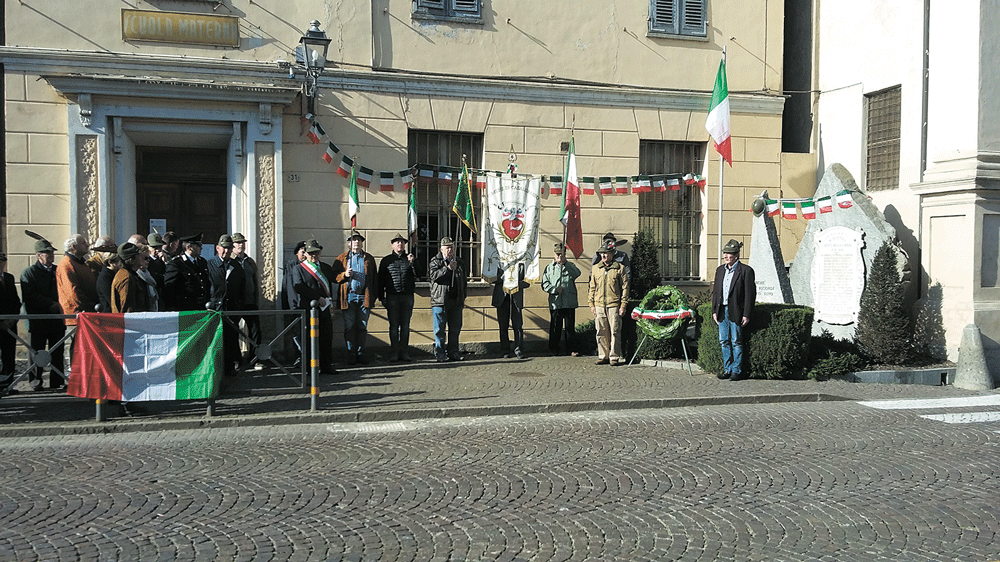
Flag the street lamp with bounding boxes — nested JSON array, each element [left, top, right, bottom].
[[299, 20, 331, 115]]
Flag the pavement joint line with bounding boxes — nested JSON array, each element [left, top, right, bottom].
[[0, 393, 849, 438]]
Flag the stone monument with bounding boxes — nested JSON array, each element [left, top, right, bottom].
[[788, 164, 902, 339], [749, 191, 793, 304]]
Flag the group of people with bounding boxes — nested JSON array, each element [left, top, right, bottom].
[[0, 231, 261, 391], [0, 225, 757, 391]]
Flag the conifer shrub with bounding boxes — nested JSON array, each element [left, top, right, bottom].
[[855, 241, 912, 365], [696, 302, 814, 379], [807, 331, 867, 380], [629, 228, 661, 301]]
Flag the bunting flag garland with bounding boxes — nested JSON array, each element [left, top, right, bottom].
[[549, 175, 563, 196], [766, 199, 780, 217], [652, 176, 667, 193], [379, 171, 395, 192], [836, 189, 853, 208], [439, 168, 454, 184], [307, 121, 325, 144], [419, 166, 435, 179], [817, 196, 833, 213], [599, 176, 613, 195], [782, 201, 798, 220], [399, 168, 414, 191], [453, 163, 477, 233], [356, 166, 374, 189], [637, 176, 652, 193], [695, 175, 707, 188], [323, 142, 339, 163], [348, 165, 359, 228], [615, 176, 629, 195], [580, 176, 596, 195], [667, 177, 681, 191], [476, 172, 487, 190], [801, 199, 816, 219], [683, 174, 695, 185], [336, 155, 354, 178]]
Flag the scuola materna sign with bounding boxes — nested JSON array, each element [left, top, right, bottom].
[[122, 10, 239, 48]]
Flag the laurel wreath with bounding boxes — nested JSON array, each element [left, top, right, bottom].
[[632, 285, 693, 340]]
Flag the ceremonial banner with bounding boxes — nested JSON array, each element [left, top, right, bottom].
[[482, 174, 542, 291], [68, 311, 223, 402]]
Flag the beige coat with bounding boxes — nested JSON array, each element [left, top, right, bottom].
[[588, 260, 629, 309]]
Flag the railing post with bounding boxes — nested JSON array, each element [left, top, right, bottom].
[[310, 301, 319, 412], [95, 399, 104, 422]]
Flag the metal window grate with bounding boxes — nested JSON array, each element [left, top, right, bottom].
[[408, 130, 484, 280], [638, 141, 703, 281], [865, 86, 901, 191]]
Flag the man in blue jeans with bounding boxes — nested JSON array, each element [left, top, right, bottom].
[[711, 239, 756, 381], [428, 237, 467, 362]]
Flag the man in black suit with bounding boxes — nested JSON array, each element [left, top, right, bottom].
[[290, 239, 336, 374], [492, 263, 529, 359], [163, 233, 211, 312], [207, 235, 245, 376], [20, 238, 66, 390], [0, 253, 21, 392], [711, 239, 756, 381]]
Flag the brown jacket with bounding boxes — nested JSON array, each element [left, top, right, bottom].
[[56, 253, 98, 325], [111, 268, 150, 314], [331, 251, 378, 309], [588, 260, 629, 309]]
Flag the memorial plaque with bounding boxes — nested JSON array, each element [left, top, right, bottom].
[[811, 226, 865, 325]]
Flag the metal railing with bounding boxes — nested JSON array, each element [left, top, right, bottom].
[[0, 308, 314, 421]]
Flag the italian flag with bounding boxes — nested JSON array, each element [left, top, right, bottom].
[[801, 199, 816, 219], [380, 171, 395, 192], [67, 311, 222, 402], [667, 177, 681, 191], [580, 176, 596, 195], [817, 196, 833, 213], [599, 177, 614, 195], [548, 176, 563, 196], [705, 58, 732, 166], [560, 137, 584, 258], [615, 176, 630, 195], [337, 155, 353, 178], [306, 122, 325, 144], [323, 142, 339, 163], [399, 168, 413, 191], [356, 166, 374, 189], [349, 165, 359, 227], [782, 201, 798, 219]]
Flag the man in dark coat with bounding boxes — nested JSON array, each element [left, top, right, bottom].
[[163, 234, 211, 312], [492, 263, 529, 359], [711, 239, 756, 381], [290, 239, 337, 374], [231, 232, 260, 367], [378, 233, 418, 362], [207, 235, 245, 376], [0, 254, 21, 391], [20, 238, 66, 390], [146, 232, 167, 295]]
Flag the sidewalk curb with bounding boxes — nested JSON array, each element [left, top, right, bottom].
[[0, 393, 849, 438]]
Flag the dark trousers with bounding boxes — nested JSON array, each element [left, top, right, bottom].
[[385, 293, 414, 353], [0, 322, 16, 379], [496, 298, 523, 354], [222, 314, 240, 375], [29, 327, 66, 388], [548, 308, 577, 355]]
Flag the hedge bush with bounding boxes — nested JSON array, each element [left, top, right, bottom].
[[807, 331, 867, 380], [696, 302, 814, 379]]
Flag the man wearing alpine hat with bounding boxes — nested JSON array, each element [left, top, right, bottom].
[[711, 239, 756, 381]]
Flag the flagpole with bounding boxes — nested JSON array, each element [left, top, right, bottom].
[[716, 47, 726, 263]]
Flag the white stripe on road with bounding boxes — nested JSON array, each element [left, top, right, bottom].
[[858, 395, 1000, 410], [919, 411, 1000, 424]]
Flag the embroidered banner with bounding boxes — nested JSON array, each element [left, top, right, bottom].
[[482, 175, 541, 291]]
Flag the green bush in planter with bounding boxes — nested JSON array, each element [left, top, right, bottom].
[[574, 319, 597, 355], [696, 302, 814, 379]]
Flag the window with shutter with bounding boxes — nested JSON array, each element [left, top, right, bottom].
[[649, 0, 706, 38], [413, 0, 482, 22]]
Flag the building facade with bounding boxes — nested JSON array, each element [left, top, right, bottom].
[[814, 0, 1000, 375], [2, 0, 788, 349]]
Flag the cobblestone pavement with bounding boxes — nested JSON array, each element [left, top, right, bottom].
[[0, 354, 983, 436], [2, 401, 1000, 561]]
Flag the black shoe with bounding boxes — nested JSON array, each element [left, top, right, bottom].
[[729, 373, 747, 382], [515, 350, 525, 360], [389, 355, 399, 362], [50, 384, 68, 391], [502, 352, 511, 358], [436, 356, 448, 363], [357, 355, 369, 365], [347, 355, 357, 365], [717, 372, 731, 380]]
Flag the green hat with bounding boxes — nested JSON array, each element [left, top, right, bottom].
[[439, 237, 455, 247], [391, 233, 408, 244], [217, 234, 234, 248], [722, 239, 743, 254], [33, 239, 56, 253], [304, 238, 323, 253], [348, 231, 366, 242], [231, 232, 247, 243], [148, 233, 165, 248], [553, 242, 566, 254], [596, 240, 615, 254], [117, 242, 141, 261]]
